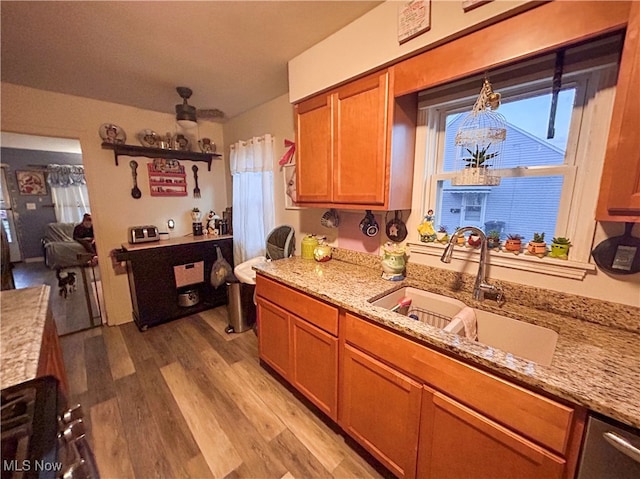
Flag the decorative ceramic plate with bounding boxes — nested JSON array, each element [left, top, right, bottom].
[[138, 129, 160, 148], [99, 123, 126, 144]]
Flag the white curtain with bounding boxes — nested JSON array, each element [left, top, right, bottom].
[[230, 134, 275, 264], [47, 164, 90, 223]]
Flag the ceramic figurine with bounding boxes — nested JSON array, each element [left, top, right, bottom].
[[417, 209, 437, 242], [206, 210, 220, 235]]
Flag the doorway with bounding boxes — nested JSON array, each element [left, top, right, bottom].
[[0, 166, 21, 262], [0, 132, 104, 334]]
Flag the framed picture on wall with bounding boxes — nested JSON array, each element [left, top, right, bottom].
[[283, 163, 302, 210], [16, 170, 47, 195]]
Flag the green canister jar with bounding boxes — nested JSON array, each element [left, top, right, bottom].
[[301, 234, 319, 260]]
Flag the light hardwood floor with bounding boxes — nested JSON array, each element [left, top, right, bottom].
[[59, 307, 392, 479]]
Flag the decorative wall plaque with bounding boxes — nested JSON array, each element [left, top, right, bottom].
[[398, 0, 431, 44]]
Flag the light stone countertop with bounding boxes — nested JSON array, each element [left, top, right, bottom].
[[0, 285, 50, 390], [253, 257, 640, 430]]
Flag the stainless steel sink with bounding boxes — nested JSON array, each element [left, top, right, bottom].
[[370, 287, 558, 366]]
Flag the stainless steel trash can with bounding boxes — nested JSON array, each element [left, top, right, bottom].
[[225, 281, 256, 333]]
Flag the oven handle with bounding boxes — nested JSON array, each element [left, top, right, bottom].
[[603, 431, 640, 463]]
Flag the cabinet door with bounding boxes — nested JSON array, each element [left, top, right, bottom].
[[37, 310, 69, 395], [333, 71, 389, 205], [597, 2, 640, 220], [291, 316, 338, 420], [417, 387, 565, 479], [256, 298, 291, 379], [295, 94, 333, 203], [340, 344, 421, 479]]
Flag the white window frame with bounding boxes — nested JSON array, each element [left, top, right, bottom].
[[410, 64, 618, 280]]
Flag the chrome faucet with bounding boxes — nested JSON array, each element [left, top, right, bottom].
[[441, 226, 504, 304]]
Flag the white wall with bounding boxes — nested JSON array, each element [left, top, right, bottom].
[[289, 0, 533, 102], [1, 82, 228, 325]]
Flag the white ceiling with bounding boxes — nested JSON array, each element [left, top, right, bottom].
[[1, 0, 383, 122]]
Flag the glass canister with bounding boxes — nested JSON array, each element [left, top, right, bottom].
[[301, 234, 319, 260]]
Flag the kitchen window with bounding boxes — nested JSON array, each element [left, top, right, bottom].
[[414, 35, 621, 278]]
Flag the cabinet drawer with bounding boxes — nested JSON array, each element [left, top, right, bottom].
[[344, 313, 575, 456], [256, 276, 338, 336]]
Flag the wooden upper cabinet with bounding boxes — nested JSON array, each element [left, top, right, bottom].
[[597, 1, 640, 221], [294, 69, 416, 210], [333, 72, 388, 205], [295, 94, 333, 203]]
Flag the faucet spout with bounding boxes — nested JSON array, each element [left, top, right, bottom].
[[440, 226, 503, 303]]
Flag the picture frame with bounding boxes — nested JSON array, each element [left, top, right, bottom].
[[16, 170, 47, 196], [398, 0, 431, 45], [282, 163, 302, 210]]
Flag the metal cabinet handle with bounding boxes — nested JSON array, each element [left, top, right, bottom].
[[603, 431, 640, 463]]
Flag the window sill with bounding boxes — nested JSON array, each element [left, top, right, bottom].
[[407, 242, 596, 280]]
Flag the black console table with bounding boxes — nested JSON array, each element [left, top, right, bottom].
[[118, 235, 233, 330]]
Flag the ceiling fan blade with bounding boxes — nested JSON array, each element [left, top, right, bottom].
[[197, 108, 226, 121]]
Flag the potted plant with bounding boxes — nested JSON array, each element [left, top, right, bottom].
[[527, 232, 547, 257], [436, 225, 448, 243], [463, 144, 498, 169], [455, 143, 501, 186], [453, 228, 466, 245], [487, 230, 501, 249], [504, 234, 523, 253], [549, 237, 571, 259]]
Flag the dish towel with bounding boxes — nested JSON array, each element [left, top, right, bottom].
[[453, 307, 477, 341]]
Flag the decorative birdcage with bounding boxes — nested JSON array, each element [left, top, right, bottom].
[[452, 78, 506, 186]]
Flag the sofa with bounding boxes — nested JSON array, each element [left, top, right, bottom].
[[42, 222, 89, 269]]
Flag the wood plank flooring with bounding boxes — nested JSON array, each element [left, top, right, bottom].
[[12, 261, 102, 335], [59, 307, 392, 479]]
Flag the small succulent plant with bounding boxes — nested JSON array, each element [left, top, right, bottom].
[[507, 233, 523, 241], [487, 230, 501, 240], [532, 232, 546, 243], [552, 236, 571, 245], [462, 144, 498, 168]]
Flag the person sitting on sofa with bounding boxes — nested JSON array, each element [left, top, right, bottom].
[[73, 213, 97, 264]]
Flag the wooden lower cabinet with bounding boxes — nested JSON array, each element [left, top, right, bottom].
[[291, 316, 338, 419], [417, 387, 565, 479], [340, 343, 422, 479], [256, 295, 338, 420], [257, 279, 583, 479], [257, 298, 291, 379]]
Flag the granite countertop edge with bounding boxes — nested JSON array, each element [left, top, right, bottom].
[[253, 258, 640, 430], [0, 285, 51, 390]]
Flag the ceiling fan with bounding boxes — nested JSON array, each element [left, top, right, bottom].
[[175, 86, 225, 126]]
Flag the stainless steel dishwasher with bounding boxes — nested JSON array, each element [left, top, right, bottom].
[[576, 413, 640, 479]]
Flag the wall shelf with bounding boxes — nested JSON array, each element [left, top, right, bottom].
[[101, 142, 221, 171]]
